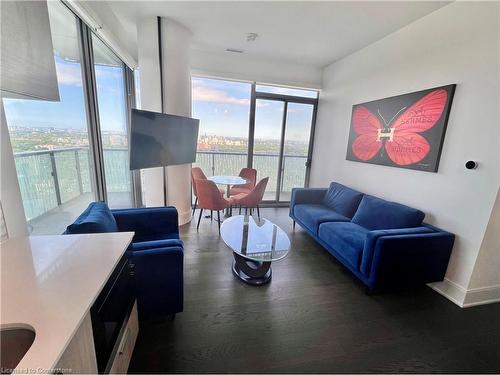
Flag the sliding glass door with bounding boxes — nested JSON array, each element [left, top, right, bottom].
[[252, 99, 285, 200], [251, 88, 317, 203], [280, 102, 315, 201], [91, 34, 133, 208]]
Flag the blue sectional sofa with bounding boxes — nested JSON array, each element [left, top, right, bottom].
[[290, 183, 454, 291], [64, 202, 183, 320]]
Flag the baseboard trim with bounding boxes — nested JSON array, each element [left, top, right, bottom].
[[463, 284, 500, 307], [428, 279, 500, 308], [428, 278, 467, 307]]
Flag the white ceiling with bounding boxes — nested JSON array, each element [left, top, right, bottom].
[[107, 1, 450, 68]]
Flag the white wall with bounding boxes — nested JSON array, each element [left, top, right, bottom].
[[137, 17, 165, 208], [136, 17, 194, 225], [311, 2, 500, 306], [1, 101, 28, 238], [72, 0, 137, 68], [191, 49, 322, 89], [161, 18, 193, 225], [464, 188, 500, 306]]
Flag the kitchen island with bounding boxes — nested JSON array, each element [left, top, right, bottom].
[[0, 232, 134, 374]]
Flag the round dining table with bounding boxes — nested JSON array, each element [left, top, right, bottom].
[[208, 175, 248, 216]]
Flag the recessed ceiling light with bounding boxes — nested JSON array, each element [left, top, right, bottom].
[[246, 33, 258, 42], [226, 48, 244, 53]]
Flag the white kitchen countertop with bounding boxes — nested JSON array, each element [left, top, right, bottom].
[[0, 232, 134, 373]]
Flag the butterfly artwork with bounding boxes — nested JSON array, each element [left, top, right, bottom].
[[346, 85, 456, 172]]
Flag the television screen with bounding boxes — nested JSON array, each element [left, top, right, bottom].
[[129, 109, 200, 170]]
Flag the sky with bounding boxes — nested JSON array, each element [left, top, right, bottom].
[[3, 55, 127, 133], [3, 59, 314, 143], [192, 77, 316, 141]]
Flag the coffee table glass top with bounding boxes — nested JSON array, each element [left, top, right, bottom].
[[208, 175, 247, 186], [220, 215, 290, 262]]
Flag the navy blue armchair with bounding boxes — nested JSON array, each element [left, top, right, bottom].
[[290, 182, 454, 292], [64, 202, 183, 320]]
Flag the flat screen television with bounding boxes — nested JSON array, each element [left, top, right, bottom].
[[129, 109, 200, 170]]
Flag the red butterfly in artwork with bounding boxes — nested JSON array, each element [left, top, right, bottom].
[[351, 89, 448, 165]]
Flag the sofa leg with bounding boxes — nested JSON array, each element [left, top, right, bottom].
[[365, 287, 374, 296], [197, 209, 203, 230], [170, 313, 176, 321], [293, 220, 296, 230], [217, 211, 221, 235]]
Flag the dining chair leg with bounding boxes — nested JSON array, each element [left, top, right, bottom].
[[257, 205, 260, 219], [197, 209, 203, 230], [245, 207, 248, 215], [217, 211, 221, 235], [210, 210, 213, 221], [192, 197, 198, 216], [239, 206, 242, 215]]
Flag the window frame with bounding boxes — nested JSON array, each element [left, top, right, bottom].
[[191, 74, 319, 205]]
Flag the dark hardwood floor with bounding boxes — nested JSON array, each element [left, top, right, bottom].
[[129, 208, 500, 373]]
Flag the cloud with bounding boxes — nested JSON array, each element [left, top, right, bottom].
[[55, 61, 83, 87], [192, 81, 250, 106]]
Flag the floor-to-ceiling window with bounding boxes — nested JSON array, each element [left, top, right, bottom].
[[91, 34, 133, 208], [191, 77, 251, 176], [2, 1, 96, 234], [191, 76, 318, 204], [2, 1, 135, 234]]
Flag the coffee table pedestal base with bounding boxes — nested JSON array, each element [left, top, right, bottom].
[[232, 253, 272, 285]]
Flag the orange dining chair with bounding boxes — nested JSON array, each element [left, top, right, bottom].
[[195, 179, 233, 234], [230, 168, 257, 196], [230, 177, 269, 219], [191, 167, 224, 216]]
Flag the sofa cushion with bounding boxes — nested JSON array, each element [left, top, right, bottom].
[[65, 201, 118, 234], [294, 204, 350, 234], [322, 182, 363, 218], [318, 222, 368, 269], [131, 238, 184, 252], [352, 195, 425, 231], [136, 232, 180, 243]]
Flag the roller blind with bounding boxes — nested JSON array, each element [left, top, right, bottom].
[[0, 1, 60, 101]]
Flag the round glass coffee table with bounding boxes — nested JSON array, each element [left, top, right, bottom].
[[220, 215, 290, 285]]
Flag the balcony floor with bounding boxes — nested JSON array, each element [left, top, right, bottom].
[[28, 192, 132, 235]]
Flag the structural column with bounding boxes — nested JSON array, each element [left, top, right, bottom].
[[137, 17, 193, 225]]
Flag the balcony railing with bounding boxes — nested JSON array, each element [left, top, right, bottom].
[[194, 150, 308, 198], [14, 148, 307, 222], [14, 147, 129, 221]]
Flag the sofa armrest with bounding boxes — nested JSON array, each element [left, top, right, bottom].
[[363, 230, 454, 289], [131, 246, 183, 320], [361, 227, 434, 275], [112, 206, 179, 241], [290, 188, 328, 215]]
